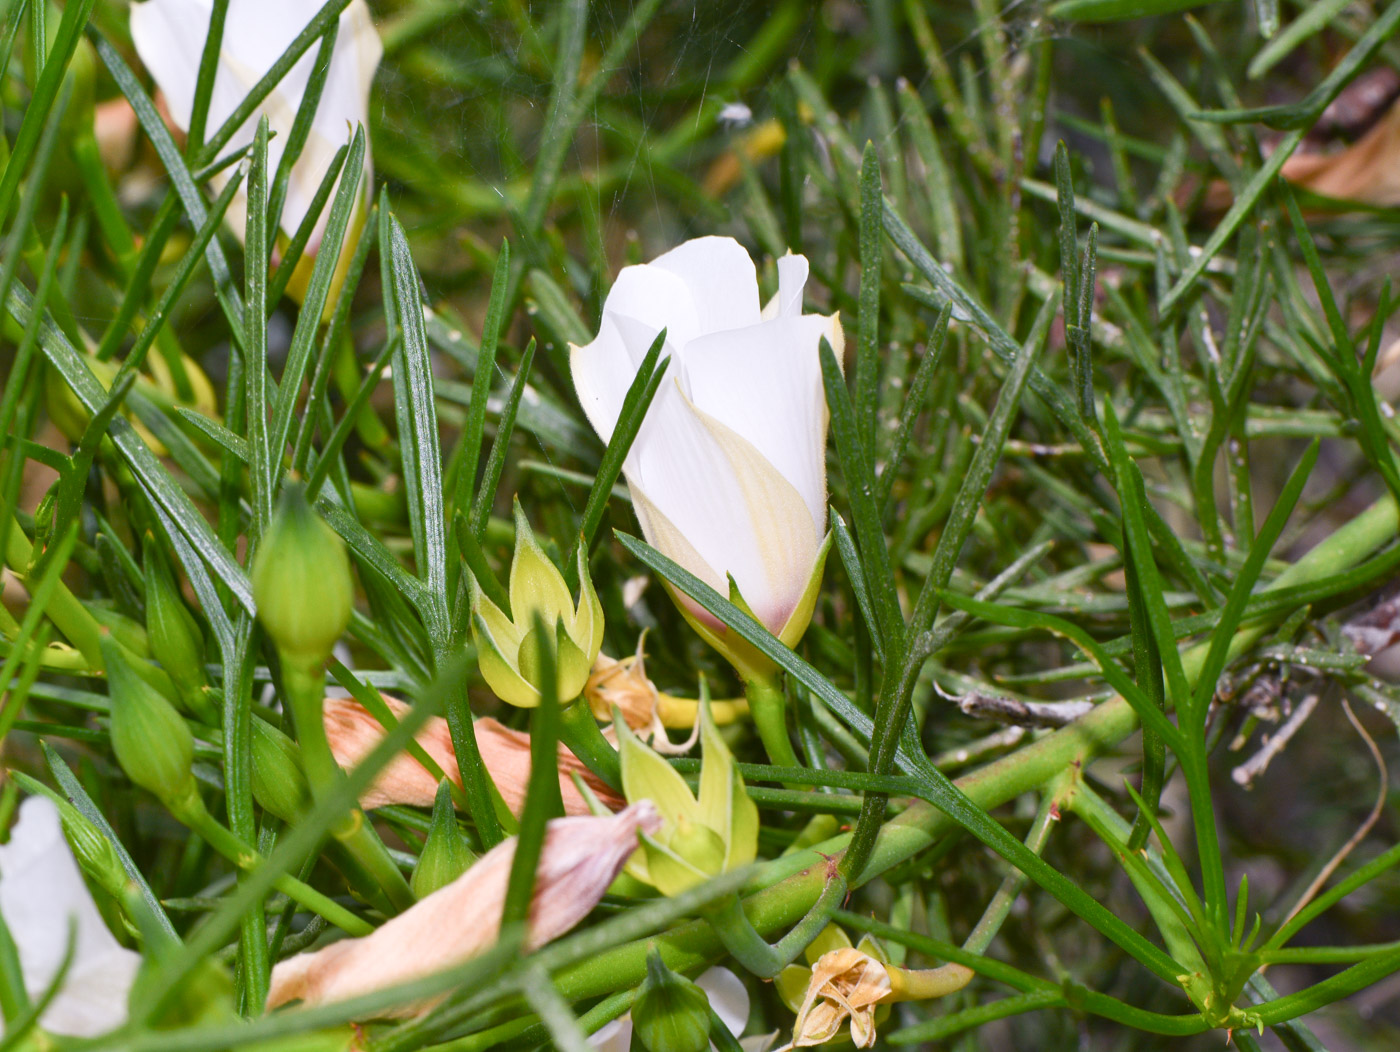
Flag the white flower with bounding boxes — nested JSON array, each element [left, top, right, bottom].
[[0, 798, 142, 1038], [570, 237, 841, 674], [590, 966, 775, 1052], [130, 0, 382, 248]]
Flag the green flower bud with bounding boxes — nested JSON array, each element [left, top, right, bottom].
[[88, 603, 151, 658], [251, 484, 354, 669], [144, 542, 208, 707], [101, 633, 196, 810], [632, 947, 712, 1052], [250, 719, 313, 823], [12, 776, 128, 903], [411, 780, 475, 898], [469, 499, 603, 707]]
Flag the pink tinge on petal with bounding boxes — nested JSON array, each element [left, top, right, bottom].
[[267, 803, 659, 1014], [322, 696, 622, 815]]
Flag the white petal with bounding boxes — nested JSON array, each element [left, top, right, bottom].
[[588, 1016, 634, 1051], [603, 263, 702, 352], [624, 382, 767, 612], [681, 313, 840, 533], [698, 966, 749, 1036], [775, 253, 810, 318], [649, 237, 760, 336], [130, 0, 381, 243], [0, 798, 141, 1037], [571, 288, 691, 447]]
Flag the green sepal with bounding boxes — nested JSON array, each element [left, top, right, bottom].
[[412, 780, 476, 898], [632, 946, 712, 1052]]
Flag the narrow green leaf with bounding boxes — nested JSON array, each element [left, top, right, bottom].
[[269, 127, 366, 469], [469, 340, 536, 542], [856, 141, 883, 451], [387, 214, 452, 640], [453, 241, 511, 519], [820, 336, 902, 656]]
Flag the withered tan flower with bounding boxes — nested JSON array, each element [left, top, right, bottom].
[[323, 695, 622, 815], [1282, 101, 1400, 207], [585, 638, 748, 756], [267, 803, 659, 1013], [778, 942, 973, 1050], [788, 947, 891, 1049]]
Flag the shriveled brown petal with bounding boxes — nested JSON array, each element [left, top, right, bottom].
[[267, 803, 659, 1014], [322, 695, 622, 815], [1282, 101, 1400, 207], [789, 948, 892, 1049]]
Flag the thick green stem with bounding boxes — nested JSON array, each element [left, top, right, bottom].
[[744, 674, 800, 770], [283, 659, 417, 913], [701, 865, 848, 978], [558, 697, 621, 788]]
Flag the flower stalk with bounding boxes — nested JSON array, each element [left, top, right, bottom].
[[252, 485, 416, 913]]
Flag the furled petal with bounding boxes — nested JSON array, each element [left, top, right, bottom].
[[322, 696, 621, 815], [130, 0, 382, 243], [0, 798, 142, 1038], [762, 253, 810, 321], [267, 804, 659, 1013], [681, 312, 839, 533], [648, 236, 761, 336], [570, 237, 836, 658]]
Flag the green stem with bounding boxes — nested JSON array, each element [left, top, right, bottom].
[[283, 659, 417, 913], [962, 775, 1066, 956], [175, 797, 373, 936], [744, 674, 800, 770], [529, 495, 1400, 1005], [2, 513, 103, 667], [700, 865, 847, 978], [557, 698, 621, 788]]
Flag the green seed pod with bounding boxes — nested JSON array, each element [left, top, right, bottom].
[[101, 633, 196, 811], [251, 484, 354, 670], [632, 947, 712, 1052], [411, 780, 475, 898], [250, 719, 313, 823], [144, 542, 208, 706]]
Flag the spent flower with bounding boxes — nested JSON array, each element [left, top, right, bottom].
[[322, 694, 621, 815], [267, 804, 659, 1013]]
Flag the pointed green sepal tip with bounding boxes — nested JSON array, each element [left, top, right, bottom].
[[470, 501, 604, 706], [143, 542, 208, 704], [632, 946, 712, 1052], [412, 780, 476, 898]]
